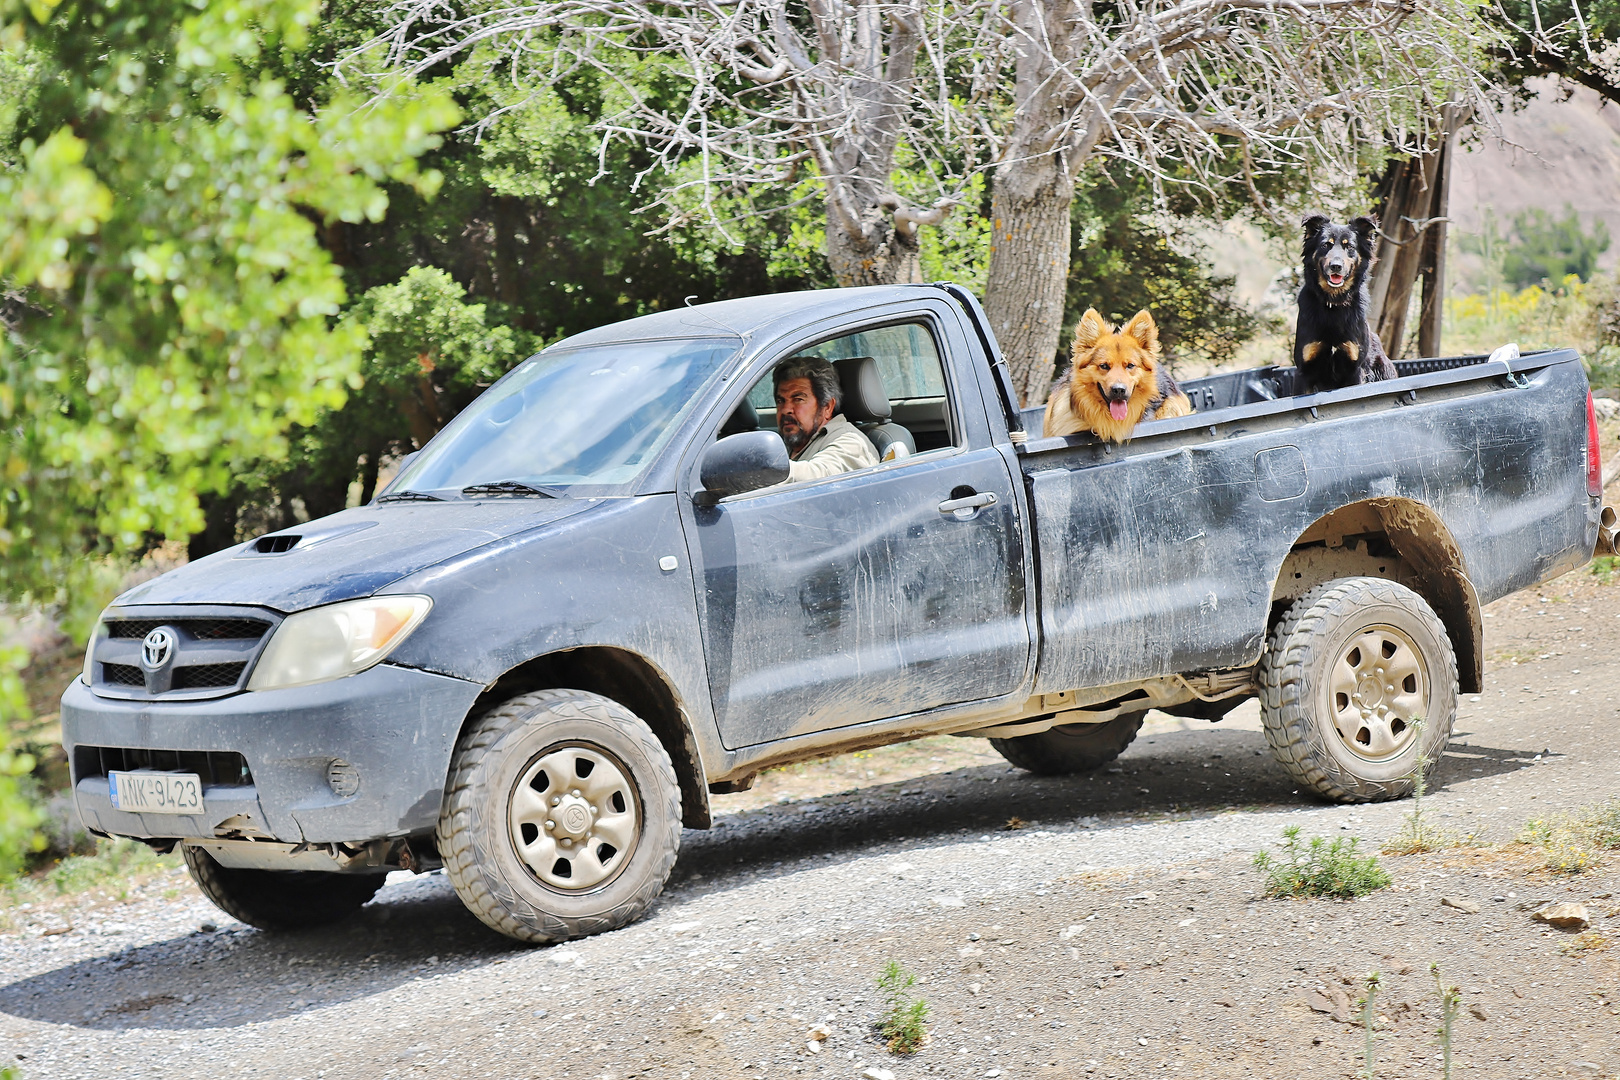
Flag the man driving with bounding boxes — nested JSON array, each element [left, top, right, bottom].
[[774, 357, 879, 482]]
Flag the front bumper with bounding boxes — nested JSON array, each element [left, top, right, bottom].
[[61, 663, 484, 844]]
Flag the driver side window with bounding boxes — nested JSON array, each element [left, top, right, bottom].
[[726, 321, 956, 459]]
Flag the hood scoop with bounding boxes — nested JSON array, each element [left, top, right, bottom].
[[253, 534, 300, 553], [236, 520, 378, 557]]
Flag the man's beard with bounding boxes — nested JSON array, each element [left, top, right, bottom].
[[781, 420, 814, 455]]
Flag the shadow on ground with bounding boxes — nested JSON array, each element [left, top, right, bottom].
[[0, 722, 1549, 1033]]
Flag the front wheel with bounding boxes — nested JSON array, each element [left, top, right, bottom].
[[990, 712, 1145, 775], [1259, 576, 1457, 803], [436, 689, 682, 944], [181, 846, 385, 930]]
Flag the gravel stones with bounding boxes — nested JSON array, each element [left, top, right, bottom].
[[1531, 902, 1591, 929]]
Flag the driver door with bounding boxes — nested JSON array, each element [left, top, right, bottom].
[[679, 309, 1030, 750]]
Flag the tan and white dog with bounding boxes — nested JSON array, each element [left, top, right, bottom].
[[1043, 308, 1192, 442]]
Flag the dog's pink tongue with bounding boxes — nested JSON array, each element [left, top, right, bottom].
[[1109, 400, 1129, 421]]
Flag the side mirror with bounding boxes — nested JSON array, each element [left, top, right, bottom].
[[695, 431, 790, 505]]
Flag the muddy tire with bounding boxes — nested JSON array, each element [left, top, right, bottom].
[[1259, 576, 1457, 803], [436, 689, 682, 944], [989, 712, 1146, 775], [181, 846, 384, 931]]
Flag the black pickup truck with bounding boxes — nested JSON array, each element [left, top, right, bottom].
[[62, 284, 1603, 942]]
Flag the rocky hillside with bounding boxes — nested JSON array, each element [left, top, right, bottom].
[[1450, 79, 1620, 287]]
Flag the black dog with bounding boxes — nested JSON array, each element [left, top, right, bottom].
[[1293, 213, 1398, 393]]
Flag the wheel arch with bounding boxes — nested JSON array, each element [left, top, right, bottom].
[[1272, 498, 1482, 694], [465, 646, 711, 829]]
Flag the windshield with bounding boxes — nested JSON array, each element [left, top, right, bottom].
[[389, 337, 740, 496]]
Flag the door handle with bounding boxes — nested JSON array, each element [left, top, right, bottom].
[[938, 491, 997, 514]]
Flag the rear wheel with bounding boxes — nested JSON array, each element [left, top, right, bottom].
[[990, 712, 1145, 775], [436, 689, 682, 944], [181, 846, 384, 931], [1259, 576, 1457, 802]]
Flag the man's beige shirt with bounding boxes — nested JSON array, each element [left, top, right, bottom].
[[787, 413, 879, 482]]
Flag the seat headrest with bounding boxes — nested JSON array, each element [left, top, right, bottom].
[[833, 356, 891, 423], [719, 399, 759, 438]]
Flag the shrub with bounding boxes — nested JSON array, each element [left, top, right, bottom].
[[0, 749, 46, 882], [45, 839, 171, 899], [1502, 205, 1610, 289], [1254, 826, 1392, 899]]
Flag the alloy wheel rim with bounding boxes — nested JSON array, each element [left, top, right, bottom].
[[509, 744, 640, 891], [1324, 623, 1428, 761]]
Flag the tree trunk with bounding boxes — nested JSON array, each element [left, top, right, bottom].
[[1417, 117, 1460, 359], [984, 163, 1075, 408], [823, 200, 923, 287], [981, 0, 1082, 408], [357, 443, 385, 507], [1368, 154, 1440, 359], [187, 491, 244, 560], [1370, 107, 1468, 359]]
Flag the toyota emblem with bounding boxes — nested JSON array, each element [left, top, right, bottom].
[[141, 627, 177, 671]]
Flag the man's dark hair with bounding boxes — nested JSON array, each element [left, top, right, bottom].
[[773, 356, 841, 412]]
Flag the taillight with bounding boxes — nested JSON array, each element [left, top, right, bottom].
[[1587, 392, 1603, 496]]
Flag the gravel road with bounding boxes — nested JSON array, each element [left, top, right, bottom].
[[3, 570, 1618, 1080]]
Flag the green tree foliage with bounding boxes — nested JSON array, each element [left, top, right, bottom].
[[0, 643, 45, 880], [1062, 173, 1259, 386], [335, 266, 533, 500], [0, 0, 456, 590], [1488, 0, 1620, 104], [0, 0, 455, 876], [1501, 205, 1611, 288], [189, 35, 833, 553]]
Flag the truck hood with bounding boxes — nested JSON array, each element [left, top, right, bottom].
[[114, 500, 596, 612]]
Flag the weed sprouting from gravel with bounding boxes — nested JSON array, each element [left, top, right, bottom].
[[1590, 555, 1620, 584], [1253, 826, 1391, 899], [1559, 931, 1612, 955], [1518, 800, 1620, 872], [1358, 971, 1382, 1079], [1432, 963, 1462, 1080], [1, 837, 175, 918], [875, 960, 929, 1054], [1587, 801, 1620, 849], [1385, 720, 1465, 855]]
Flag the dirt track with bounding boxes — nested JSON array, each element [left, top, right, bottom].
[[2, 566, 1618, 1080]]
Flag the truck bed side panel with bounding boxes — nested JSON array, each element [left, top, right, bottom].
[[1027, 354, 1593, 694]]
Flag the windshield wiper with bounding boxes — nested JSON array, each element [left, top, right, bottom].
[[376, 490, 444, 504], [460, 480, 565, 499]]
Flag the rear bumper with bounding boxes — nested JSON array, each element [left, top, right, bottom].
[[61, 663, 483, 844]]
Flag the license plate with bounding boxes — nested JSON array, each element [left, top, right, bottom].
[[109, 771, 203, 815]]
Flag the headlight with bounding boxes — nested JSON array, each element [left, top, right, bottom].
[[247, 595, 432, 692], [82, 615, 107, 685]]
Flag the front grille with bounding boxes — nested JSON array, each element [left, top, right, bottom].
[[102, 662, 145, 686], [90, 605, 279, 700], [172, 663, 247, 690], [74, 745, 254, 788], [106, 617, 270, 640]]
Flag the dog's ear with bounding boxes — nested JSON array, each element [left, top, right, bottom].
[[1349, 215, 1380, 259], [1301, 214, 1330, 260], [1073, 308, 1107, 354], [1121, 309, 1161, 360]]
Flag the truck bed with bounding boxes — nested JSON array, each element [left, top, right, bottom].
[[1015, 346, 1597, 697]]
